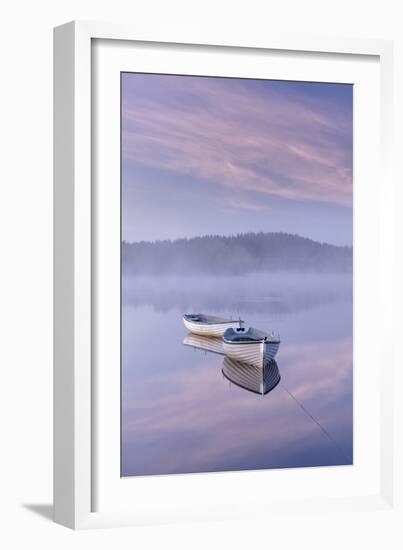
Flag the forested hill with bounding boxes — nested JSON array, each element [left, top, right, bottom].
[[122, 232, 352, 275]]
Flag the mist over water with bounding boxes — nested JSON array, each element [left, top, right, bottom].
[[121, 271, 353, 477], [122, 272, 352, 317]]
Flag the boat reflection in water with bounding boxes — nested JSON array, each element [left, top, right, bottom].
[[183, 333, 281, 396], [222, 357, 281, 396], [183, 333, 226, 356]]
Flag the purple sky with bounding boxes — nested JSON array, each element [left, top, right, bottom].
[[122, 74, 353, 246]]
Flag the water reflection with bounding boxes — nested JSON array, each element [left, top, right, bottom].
[[121, 273, 353, 477], [123, 273, 352, 318], [183, 333, 225, 355], [222, 357, 281, 396]]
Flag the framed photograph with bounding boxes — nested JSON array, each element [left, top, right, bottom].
[[54, 21, 400, 531]]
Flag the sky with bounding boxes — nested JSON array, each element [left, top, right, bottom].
[[121, 73, 353, 246]]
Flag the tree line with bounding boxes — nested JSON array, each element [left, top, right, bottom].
[[122, 232, 352, 275]]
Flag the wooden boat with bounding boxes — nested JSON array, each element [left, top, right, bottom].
[[182, 314, 243, 337], [223, 326, 280, 368], [222, 357, 280, 395], [183, 333, 226, 355]]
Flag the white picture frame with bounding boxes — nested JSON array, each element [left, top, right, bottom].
[[54, 20, 400, 531]]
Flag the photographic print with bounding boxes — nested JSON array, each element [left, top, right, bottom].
[[121, 73, 353, 477]]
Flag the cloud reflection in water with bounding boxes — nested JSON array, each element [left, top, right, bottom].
[[121, 274, 352, 477]]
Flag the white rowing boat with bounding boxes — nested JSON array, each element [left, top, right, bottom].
[[182, 313, 243, 337], [223, 327, 280, 368], [222, 357, 280, 395]]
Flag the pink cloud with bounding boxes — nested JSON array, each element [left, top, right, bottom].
[[122, 76, 352, 206]]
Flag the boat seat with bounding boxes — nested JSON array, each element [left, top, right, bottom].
[[184, 314, 204, 322], [224, 327, 267, 342]]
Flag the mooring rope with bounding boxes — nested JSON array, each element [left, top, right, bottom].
[[281, 384, 353, 464]]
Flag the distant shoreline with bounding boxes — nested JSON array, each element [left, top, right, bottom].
[[122, 231, 352, 275]]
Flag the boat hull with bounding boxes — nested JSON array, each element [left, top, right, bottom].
[[183, 318, 241, 337], [223, 340, 280, 368]]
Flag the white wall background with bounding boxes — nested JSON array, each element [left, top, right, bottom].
[[0, 0, 401, 548]]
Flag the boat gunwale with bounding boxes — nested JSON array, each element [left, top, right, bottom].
[[223, 333, 281, 344], [183, 314, 243, 326]]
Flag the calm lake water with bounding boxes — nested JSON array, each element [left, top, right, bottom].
[[121, 273, 353, 477]]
